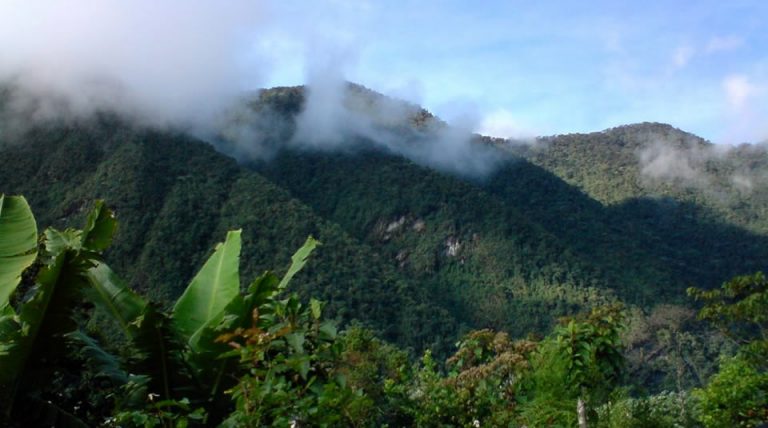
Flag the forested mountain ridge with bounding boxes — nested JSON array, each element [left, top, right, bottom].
[[0, 114, 462, 351], [2, 83, 767, 353], [518, 122, 768, 233], [243, 86, 768, 302]]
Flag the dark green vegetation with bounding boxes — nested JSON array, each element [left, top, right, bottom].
[[3, 195, 764, 427], [2, 84, 768, 425], [3, 86, 767, 346], [0, 113, 457, 353]]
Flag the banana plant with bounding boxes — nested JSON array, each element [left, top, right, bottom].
[[0, 194, 37, 310], [0, 194, 321, 426], [78, 220, 318, 422], [0, 195, 115, 426]]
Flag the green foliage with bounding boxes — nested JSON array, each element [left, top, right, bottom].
[[622, 304, 731, 394], [110, 397, 206, 428], [595, 390, 698, 428], [556, 305, 626, 397], [98, 236, 326, 426], [0, 196, 117, 425], [0, 194, 355, 426], [689, 273, 768, 427], [84, 261, 148, 340], [4, 88, 768, 426], [406, 331, 537, 427], [693, 355, 768, 428], [0, 118, 460, 353], [337, 326, 414, 426], [7, 102, 767, 364], [689, 272, 768, 366], [0, 194, 37, 308], [518, 338, 579, 427], [172, 229, 242, 344], [260, 148, 616, 342], [518, 305, 626, 427], [218, 275, 372, 427]]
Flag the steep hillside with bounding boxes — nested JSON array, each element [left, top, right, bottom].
[[3, 85, 768, 355], [257, 149, 615, 336], [519, 123, 768, 234], [484, 150, 768, 303], [245, 88, 768, 306], [0, 115, 460, 351]]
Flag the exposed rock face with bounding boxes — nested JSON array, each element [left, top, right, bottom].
[[374, 215, 426, 241], [396, 249, 409, 268], [386, 216, 407, 233], [445, 236, 461, 257]]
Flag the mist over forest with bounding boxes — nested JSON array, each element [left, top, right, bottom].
[[1, 1, 767, 427]]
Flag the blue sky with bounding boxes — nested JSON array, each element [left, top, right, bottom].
[[259, 0, 768, 143]]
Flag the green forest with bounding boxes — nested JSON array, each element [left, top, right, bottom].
[[1, 195, 766, 427], [1, 85, 768, 426]]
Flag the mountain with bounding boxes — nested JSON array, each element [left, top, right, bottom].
[[2, 84, 767, 356], [0, 114, 461, 352], [503, 123, 768, 298]]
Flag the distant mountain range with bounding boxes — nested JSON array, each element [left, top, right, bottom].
[[2, 83, 767, 355]]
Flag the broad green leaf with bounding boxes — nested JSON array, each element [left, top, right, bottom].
[[80, 200, 117, 251], [43, 229, 82, 256], [172, 230, 242, 342], [187, 272, 280, 357], [186, 294, 244, 355], [0, 303, 14, 317], [0, 195, 38, 308], [0, 251, 65, 386], [278, 236, 318, 290], [246, 272, 280, 305], [0, 313, 21, 356], [1, 245, 93, 391], [84, 262, 147, 340]]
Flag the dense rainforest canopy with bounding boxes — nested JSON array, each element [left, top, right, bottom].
[[1, 84, 768, 426]]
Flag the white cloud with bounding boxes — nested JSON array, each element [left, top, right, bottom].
[[637, 138, 764, 194], [639, 142, 704, 184], [477, 109, 537, 140], [723, 74, 758, 110], [0, 0, 265, 128]]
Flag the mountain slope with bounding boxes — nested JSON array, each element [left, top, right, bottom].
[[256, 149, 615, 336], [0, 115, 460, 351], [3, 85, 768, 355], [245, 88, 768, 308], [519, 122, 768, 233]]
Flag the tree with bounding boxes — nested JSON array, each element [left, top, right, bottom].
[[689, 273, 768, 427], [520, 305, 625, 428]]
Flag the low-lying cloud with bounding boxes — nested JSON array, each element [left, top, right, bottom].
[[637, 134, 767, 195], [0, 0, 264, 130], [0, 0, 506, 177]]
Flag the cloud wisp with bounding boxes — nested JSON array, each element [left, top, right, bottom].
[[0, 0, 265, 132], [0, 0, 507, 177], [637, 133, 767, 196]]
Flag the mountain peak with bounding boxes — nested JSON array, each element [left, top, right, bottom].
[[599, 122, 711, 151]]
